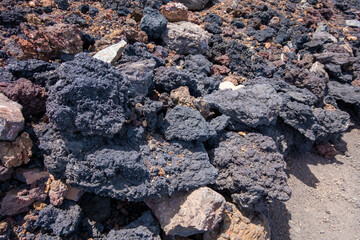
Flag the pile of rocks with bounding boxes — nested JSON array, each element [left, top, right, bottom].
[[0, 0, 359, 239]]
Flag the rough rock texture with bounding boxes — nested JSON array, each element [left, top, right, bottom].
[[164, 105, 213, 142], [146, 187, 225, 237], [46, 53, 130, 137], [117, 58, 157, 101], [1, 78, 47, 119], [6, 58, 58, 80], [35, 201, 82, 237], [204, 202, 271, 240], [160, 2, 188, 22], [162, 22, 211, 55], [93, 40, 127, 65], [38, 126, 218, 201], [0, 132, 32, 168], [210, 132, 291, 210], [48, 178, 68, 206], [140, 7, 168, 39], [177, 0, 210, 10], [14, 23, 83, 60], [204, 84, 282, 128], [106, 211, 161, 240], [15, 169, 49, 184], [0, 93, 24, 141]]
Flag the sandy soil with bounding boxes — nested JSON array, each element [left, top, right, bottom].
[[269, 128, 360, 240]]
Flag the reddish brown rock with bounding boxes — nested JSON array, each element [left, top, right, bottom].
[[47, 176, 68, 206], [0, 93, 24, 141], [0, 132, 32, 168], [15, 168, 49, 185], [215, 55, 230, 66], [211, 65, 230, 75], [204, 202, 271, 240], [187, 11, 201, 24], [223, 27, 234, 37], [0, 189, 35, 216], [316, 143, 338, 159], [65, 185, 84, 202], [13, 23, 83, 60], [124, 26, 148, 44], [160, 2, 188, 22], [3, 78, 47, 120]]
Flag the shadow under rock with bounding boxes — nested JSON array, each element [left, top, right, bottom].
[[268, 199, 291, 240]]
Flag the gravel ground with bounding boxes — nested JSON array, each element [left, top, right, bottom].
[[269, 127, 360, 240]]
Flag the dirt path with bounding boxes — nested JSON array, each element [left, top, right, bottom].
[[269, 128, 360, 240]]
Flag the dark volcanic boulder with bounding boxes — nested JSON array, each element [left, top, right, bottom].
[[140, 7, 168, 39], [204, 84, 282, 128], [210, 132, 291, 210], [35, 201, 82, 237], [164, 105, 214, 142], [106, 211, 161, 239], [47, 53, 130, 137], [38, 126, 218, 201]]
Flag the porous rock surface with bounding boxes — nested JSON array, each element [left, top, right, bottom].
[[145, 187, 225, 237], [210, 132, 291, 209], [0, 93, 24, 141], [0, 132, 32, 168], [46, 53, 130, 137]]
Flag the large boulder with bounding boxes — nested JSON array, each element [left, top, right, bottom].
[[162, 22, 211, 55], [210, 132, 291, 210], [46, 53, 130, 137], [145, 187, 225, 237]]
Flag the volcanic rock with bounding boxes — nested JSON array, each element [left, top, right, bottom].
[[48, 178, 68, 206], [160, 2, 188, 22], [163, 22, 211, 55], [146, 187, 225, 237], [64, 185, 84, 202], [163, 105, 214, 142], [0, 166, 13, 181], [177, 0, 210, 10], [204, 202, 271, 240], [0, 132, 32, 168], [0, 93, 24, 141], [35, 201, 82, 237], [15, 168, 49, 184], [106, 211, 161, 240], [140, 7, 168, 39], [210, 132, 291, 210]]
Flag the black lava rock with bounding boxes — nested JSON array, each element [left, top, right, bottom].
[[204, 13, 223, 26], [140, 7, 167, 39], [54, 0, 69, 10]]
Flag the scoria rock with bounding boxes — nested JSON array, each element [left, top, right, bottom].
[[177, 0, 210, 10], [210, 132, 291, 210], [46, 53, 130, 137], [204, 202, 271, 240], [106, 211, 161, 240], [2, 78, 47, 119], [38, 125, 218, 201], [0, 132, 32, 168], [35, 201, 82, 237], [0, 93, 24, 141], [146, 187, 225, 237], [163, 105, 214, 142], [14, 23, 83, 60], [162, 22, 211, 55], [204, 84, 282, 128], [160, 2, 188, 22], [140, 7, 168, 39], [48, 178, 68, 206]]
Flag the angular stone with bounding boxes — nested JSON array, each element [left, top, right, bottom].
[[15, 168, 49, 184], [0, 93, 24, 141], [160, 2, 188, 22], [163, 22, 211, 55], [204, 202, 271, 240], [219, 81, 244, 90], [0, 132, 32, 168], [0, 165, 13, 181], [146, 187, 225, 237], [346, 19, 360, 28], [177, 0, 210, 10], [93, 40, 127, 65], [0, 189, 35, 216], [64, 185, 83, 202]]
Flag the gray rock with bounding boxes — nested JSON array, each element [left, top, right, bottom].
[[106, 211, 161, 240], [93, 40, 127, 65], [345, 19, 360, 28], [47, 53, 130, 137], [35, 201, 82, 237], [164, 105, 214, 142], [204, 84, 282, 128], [163, 22, 211, 55], [0, 93, 24, 141], [38, 125, 218, 201], [0, 166, 13, 181], [146, 187, 225, 237], [140, 7, 168, 39], [177, 0, 210, 10], [210, 132, 291, 210]]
